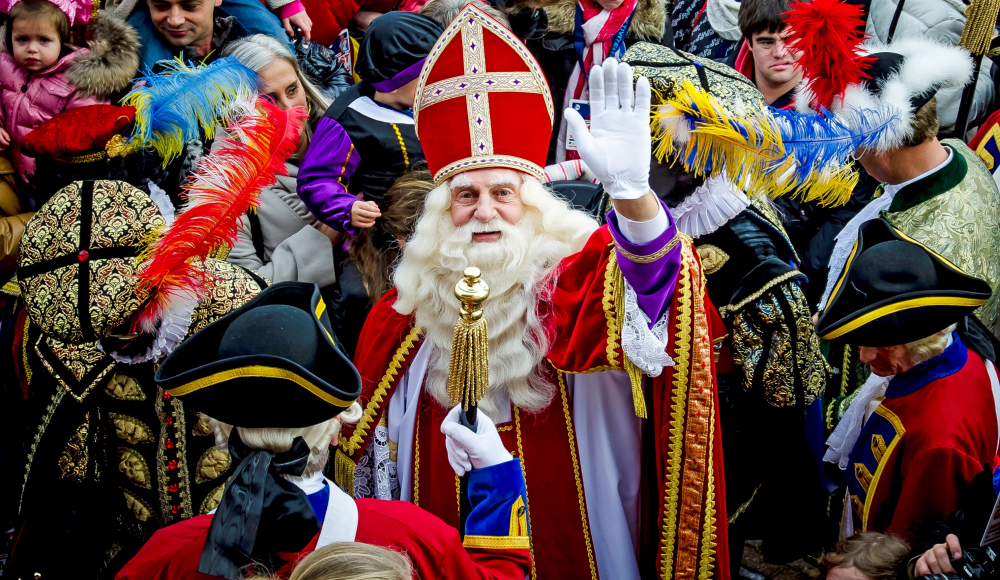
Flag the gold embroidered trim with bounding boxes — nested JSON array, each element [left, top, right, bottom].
[[118, 446, 153, 489], [195, 447, 232, 484], [609, 252, 647, 418], [840, 345, 851, 397], [557, 372, 598, 580], [200, 482, 226, 515], [20, 388, 64, 514], [167, 365, 357, 408], [660, 242, 693, 580], [341, 325, 422, 456], [157, 388, 193, 523], [391, 123, 410, 169], [726, 484, 760, 526], [463, 535, 532, 549], [433, 155, 545, 185], [615, 232, 680, 264], [513, 406, 537, 579], [22, 314, 32, 387], [698, 390, 718, 580], [496, 425, 512, 432], [602, 252, 622, 369], [862, 406, 906, 531], [58, 411, 91, 481], [413, 412, 421, 507], [338, 144, 355, 186], [718, 269, 802, 318]]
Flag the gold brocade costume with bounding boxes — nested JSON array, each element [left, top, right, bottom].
[[883, 139, 1000, 332]]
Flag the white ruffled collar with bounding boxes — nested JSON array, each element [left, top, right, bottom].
[[99, 295, 197, 365], [669, 177, 750, 239]]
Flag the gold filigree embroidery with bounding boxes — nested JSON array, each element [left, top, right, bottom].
[[109, 413, 154, 444], [20, 388, 65, 514], [118, 447, 152, 489], [123, 489, 155, 522], [156, 388, 193, 523], [105, 374, 146, 401], [195, 447, 231, 484], [602, 248, 622, 369], [341, 326, 422, 457], [57, 411, 91, 481], [413, 412, 421, 507], [696, 244, 729, 275], [557, 372, 598, 580], [201, 483, 226, 514]]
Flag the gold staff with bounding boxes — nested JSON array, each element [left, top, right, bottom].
[[448, 266, 490, 429]]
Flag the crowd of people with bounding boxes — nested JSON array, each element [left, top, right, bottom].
[[1, 0, 1000, 576]]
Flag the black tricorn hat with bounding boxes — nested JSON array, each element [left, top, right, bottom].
[[155, 281, 361, 427], [817, 219, 992, 347]]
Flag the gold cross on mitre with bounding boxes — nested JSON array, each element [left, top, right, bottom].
[[413, 5, 555, 183]]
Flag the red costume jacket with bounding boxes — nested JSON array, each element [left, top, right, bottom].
[[848, 336, 999, 540], [115, 493, 529, 580], [335, 225, 730, 580]]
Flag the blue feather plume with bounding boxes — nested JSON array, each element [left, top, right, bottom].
[[122, 57, 259, 165], [765, 105, 902, 204]]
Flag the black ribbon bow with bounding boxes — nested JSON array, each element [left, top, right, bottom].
[[198, 430, 322, 579]]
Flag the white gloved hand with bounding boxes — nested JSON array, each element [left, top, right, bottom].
[[441, 406, 513, 477], [563, 58, 652, 200]]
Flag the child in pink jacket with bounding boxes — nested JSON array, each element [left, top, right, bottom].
[[0, 0, 106, 186]]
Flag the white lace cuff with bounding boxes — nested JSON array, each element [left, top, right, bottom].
[[621, 281, 675, 377]]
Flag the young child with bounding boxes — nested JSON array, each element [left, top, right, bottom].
[[296, 11, 443, 236], [0, 0, 106, 187]]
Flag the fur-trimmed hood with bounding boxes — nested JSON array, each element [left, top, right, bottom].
[[794, 38, 973, 150], [541, 0, 666, 40], [66, 11, 141, 99]]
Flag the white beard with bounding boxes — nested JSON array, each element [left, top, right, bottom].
[[393, 177, 598, 417]]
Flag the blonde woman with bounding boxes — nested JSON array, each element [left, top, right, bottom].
[[221, 35, 341, 289]]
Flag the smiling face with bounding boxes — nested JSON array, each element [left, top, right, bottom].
[[147, 0, 222, 53], [11, 17, 62, 72], [750, 27, 802, 91], [449, 168, 525, 242]]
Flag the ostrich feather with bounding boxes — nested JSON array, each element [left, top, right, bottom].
[[652, 80, 784, 194], [763, 105, 901, 205], [133, 98, 308, 330], [784, 0, 873, 111], [122, 57, 258, 165]]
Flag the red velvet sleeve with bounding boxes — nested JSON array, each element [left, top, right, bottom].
[[886, 446, 985, 541]]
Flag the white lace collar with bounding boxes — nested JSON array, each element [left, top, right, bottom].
[[99, 295, 197, 365], [669, 177, 750, 239]]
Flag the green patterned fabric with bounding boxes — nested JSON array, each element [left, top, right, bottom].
[[884, 139, 1000, 332]]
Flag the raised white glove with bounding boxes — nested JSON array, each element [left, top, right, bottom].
[[563, 58, 652, 200], [440, 406, 513, 477]]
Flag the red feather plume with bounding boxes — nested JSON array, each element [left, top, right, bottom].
[[133, 97, 308, 330], [784, 0, 874, 110]]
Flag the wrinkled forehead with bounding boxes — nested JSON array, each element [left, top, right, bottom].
[[449, 168, 522, 190]]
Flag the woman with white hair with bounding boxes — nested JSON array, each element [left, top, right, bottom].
[[220, 35, 341, 291], [115, 282, 533, 580]]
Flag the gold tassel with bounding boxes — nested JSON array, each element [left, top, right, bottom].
[[611, 256, 647, 419], [448, 267, 491, 410], [333, 448, 356, 496], [961, 0, 1000, 55]]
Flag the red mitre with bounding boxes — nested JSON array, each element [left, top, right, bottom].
[[21, 104, 137, 162], [414, 4, 554, 184]]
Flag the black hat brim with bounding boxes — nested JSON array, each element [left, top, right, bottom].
[[155, 282, 362, 428], [817, 219, 992, 346]]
